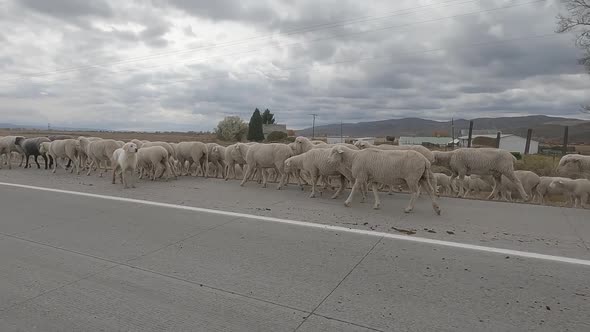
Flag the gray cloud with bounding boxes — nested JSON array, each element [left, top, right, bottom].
[[0, 0, 589, 132]]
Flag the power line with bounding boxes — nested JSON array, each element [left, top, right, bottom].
[[0, 0, 545, 88], [4, 0, 483, 80]]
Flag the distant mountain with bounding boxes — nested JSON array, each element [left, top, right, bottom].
[[0, 123, 102, 131], [295, 115, 590, 143]]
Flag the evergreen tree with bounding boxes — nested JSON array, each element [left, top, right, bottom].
[[247, 108, 265, 142], [261, 109, 275, 124]]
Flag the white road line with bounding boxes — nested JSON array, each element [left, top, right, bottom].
[[1, 181, 589, 267]]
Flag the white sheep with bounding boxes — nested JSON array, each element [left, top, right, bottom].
[[86, 139, 120, 177], [224, 143, 245, 180], [130, 139, 144, 149], [46, 139, 81, 174], [78, 137, 102, 170], [434, 173, 452, 195], [465, 175, 494, 197], [141, 141, 178, 179], [136, 146, 173, 181], [284, 148, 352, 198], [206, 143, 226, 178], [293, 136, 326, 155], [240, 143, 293, 189], [111, 142, 139, 188], [0, 136, 26, 169], [549, 178, 590, 208], [433, 148, 528, 200], [556, 154, 590, 179], [354, 141, 434, 163], [496, 170, 540, 202], [175, 141, 209, 177], [329, 146, 441, 214], [534, 176, 574, 206]]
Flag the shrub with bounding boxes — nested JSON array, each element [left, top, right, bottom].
[[266, 131, 288, 142], [215, 116, 248, 142]]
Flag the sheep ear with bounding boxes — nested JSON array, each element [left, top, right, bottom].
[[336, 146, 344, 154]]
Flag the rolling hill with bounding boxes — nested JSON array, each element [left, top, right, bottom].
[[295, 115, 590, 143]]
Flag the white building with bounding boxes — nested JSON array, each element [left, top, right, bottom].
[[399, 136, 454, 147], [327, 136, 350, 144], [458, 134, 539, 154]]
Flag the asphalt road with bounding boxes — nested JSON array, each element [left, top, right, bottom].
[[0, 168, 589, 331]]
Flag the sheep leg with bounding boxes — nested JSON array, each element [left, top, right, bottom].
[[277, 170, 288, 190], [405, 182, 420, 214], [261, 168, 269, 188], [331, 175, 346, 199], [33, 155, 41, 169], [51, 155, 58, 173], [112, 165, 119, 184], [309, 172, 319, 198], [487, 175, 502, 200], [345, 179, 363, 207], [43, 154, 49, 170], [240, 165, 253, 187], [371, 182, 381, 210]]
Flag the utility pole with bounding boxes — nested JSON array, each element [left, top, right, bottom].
[[340, 121, 343, 143], [467, 120, 474, 148], [47, 123, 51, 131], [451, 118, 455, 150], [309, 114, 318, 139]]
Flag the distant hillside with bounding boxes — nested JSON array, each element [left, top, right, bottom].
[[0, 123, 102, 131], [296, 115, 590, 143]]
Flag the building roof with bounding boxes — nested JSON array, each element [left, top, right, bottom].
[[458, 134, 512, 139], [458, 134, 538, 143], [398, 136, 454, 145]]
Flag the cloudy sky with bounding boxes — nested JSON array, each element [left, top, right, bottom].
[[0, 0, 589, 131]]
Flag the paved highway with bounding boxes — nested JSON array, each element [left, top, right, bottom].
[[0, 168, 589, 331]]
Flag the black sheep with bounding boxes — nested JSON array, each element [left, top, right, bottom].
[[15, 137, 52, 169]]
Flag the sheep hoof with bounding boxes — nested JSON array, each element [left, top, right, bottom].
[[330, 194, 339, 199], [344, 201, 352, 207], [373, 204, 380, 210], [309, 193, 316, 198], [404, 207, 413, 213]]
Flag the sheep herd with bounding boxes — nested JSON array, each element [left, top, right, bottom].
[[1, 134, 589, 214]]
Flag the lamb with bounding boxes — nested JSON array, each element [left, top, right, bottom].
[[354, 141, 434, 163], [534, 176, 574, 206], [433, 148, 528, 200], [0, 136, 26, 169], [174, 141, 208, 177], [549, 178, 590, 208], [465, 175, 494, 197], [240, 143, 293, 189], [556, 154, 590, 179], [15, 137, 51, 169], [141, 141, 178, 178], [46, 139, 81, 174], [86, 139, 120, 176], [284, 148, 352, 198], [136, 146, 174, 181], [112, 142, 139, 188], [206, 143, 226, 178], [496, 170, 540, 202], [329, 146, 441, 215], [434, 173, 452, 195]]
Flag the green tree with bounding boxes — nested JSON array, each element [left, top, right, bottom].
[[261, 109, 275, 124], [247, 108, 265, 142], [215, 116, 248, 142]]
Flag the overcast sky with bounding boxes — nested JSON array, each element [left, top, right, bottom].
[[0, 0, 589, 131]]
